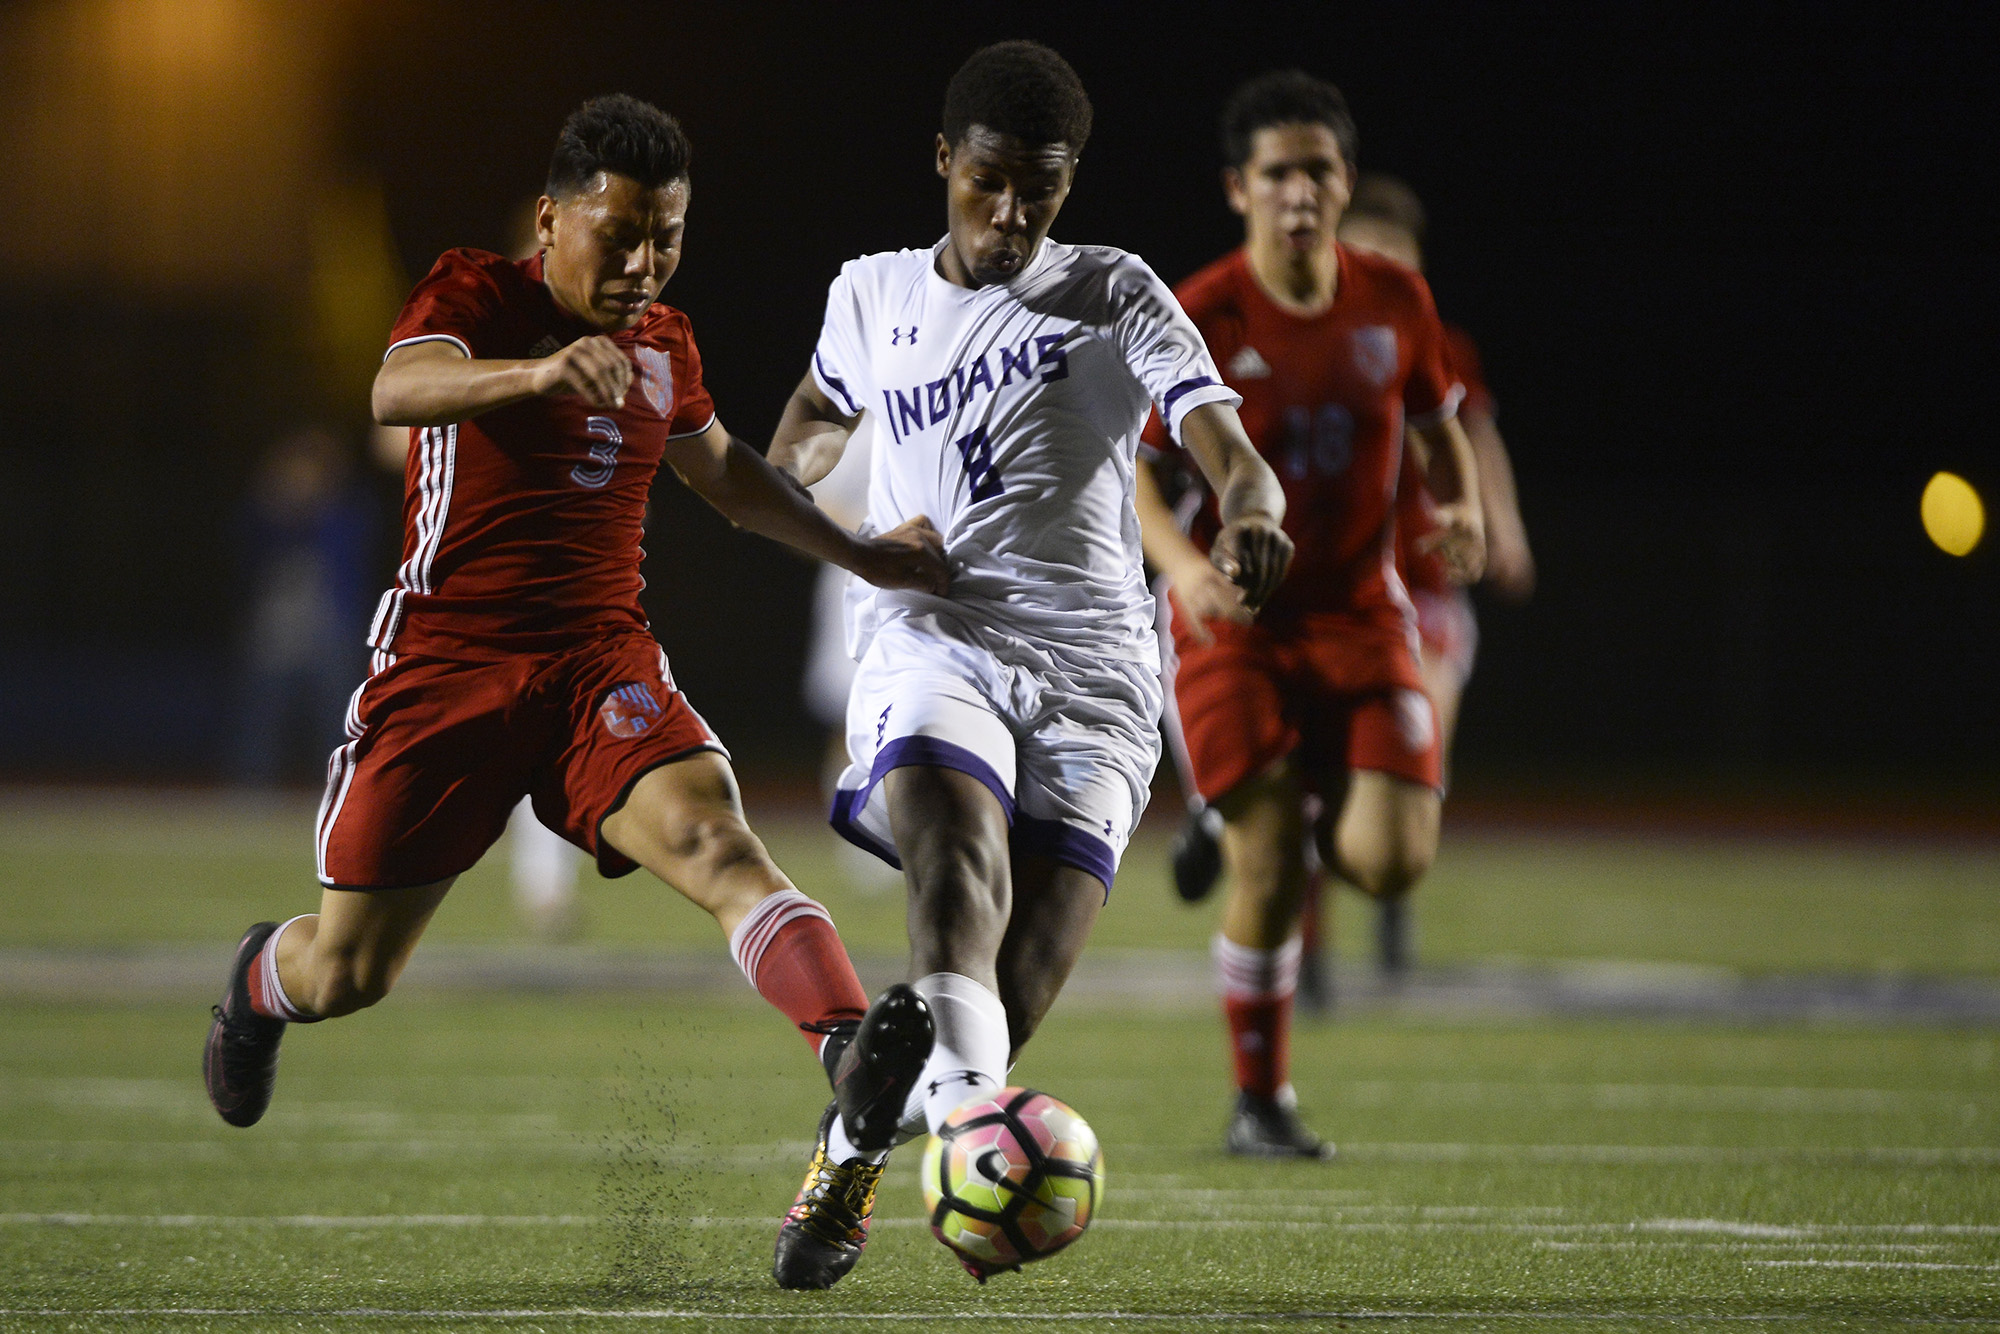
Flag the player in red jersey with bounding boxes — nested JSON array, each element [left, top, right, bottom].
[[1137, 72, 1484, 1156], [202, 98, 949, 1273], [1338, 173, 1536, 970], [1342, 174, 1534, 751]]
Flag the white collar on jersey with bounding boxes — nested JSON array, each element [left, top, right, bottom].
[[925, 234, 1057, 300]]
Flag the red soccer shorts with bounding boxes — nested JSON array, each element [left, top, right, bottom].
[[1167, 597, 1441, 802], [315, 635, 724, 889]]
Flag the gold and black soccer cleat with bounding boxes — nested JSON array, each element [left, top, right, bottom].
[[773, 1103, 888, 1290]]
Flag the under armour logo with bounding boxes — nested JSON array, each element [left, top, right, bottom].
[[891, 326, 918, 345], [1103, 818, 1115, 837], [876, 704, 892, 746], [928, 1071, 989, 1097]]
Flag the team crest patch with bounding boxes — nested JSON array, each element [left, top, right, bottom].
[[1352, 325, 1399, 388], [600, 682, 664, 738], [636, 347, 676, 416]]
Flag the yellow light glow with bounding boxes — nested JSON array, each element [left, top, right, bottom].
[[1921, 472, 1985, 557]]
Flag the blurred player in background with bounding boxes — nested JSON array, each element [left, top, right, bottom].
[[769, 41, 1290, 1283], [802, 419, 905, 893], [230, 425, 375, 787], [202, 98, 950, 1270], [1137, 71, 1484, 1157], [1334, 172, 1535, 969]]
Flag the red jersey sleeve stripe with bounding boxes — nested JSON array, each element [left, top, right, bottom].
[[384, 333, 472, 362], [664, 411, 718, 442]]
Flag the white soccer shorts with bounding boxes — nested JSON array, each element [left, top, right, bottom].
[[830, 611, 1162, 895]]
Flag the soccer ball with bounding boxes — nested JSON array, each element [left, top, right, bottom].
[[919, 1087, 1103, 1269]]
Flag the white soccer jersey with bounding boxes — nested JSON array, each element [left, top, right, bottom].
[[810, 237, 1239, 665]]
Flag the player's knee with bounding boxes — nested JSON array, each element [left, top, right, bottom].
[[1347, 835, 1433, 900], [663, 810, 768, 884], [906, 835, 1007, 905], [307, 951, 396, 1017]]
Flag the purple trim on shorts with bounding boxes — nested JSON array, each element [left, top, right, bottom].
[[827, 735, 1018, 872], [1011, 813, 1117, 901], [828, 786, 905, 871], [871, 735, 1017, 822]]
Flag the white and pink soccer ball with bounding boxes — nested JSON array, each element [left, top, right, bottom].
[[919, 1087, 1104, 1269]]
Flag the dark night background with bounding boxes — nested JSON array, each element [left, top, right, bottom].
[[0, 1, 1993, 802]]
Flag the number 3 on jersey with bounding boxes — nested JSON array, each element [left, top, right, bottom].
[[953, 425, 1003, 501], [572, 416, 621, 489]]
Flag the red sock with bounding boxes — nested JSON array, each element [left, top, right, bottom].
[[1223, 994, 1292, 1098], [1214, 933, 1302, 1099], [729, 890, 869, 1055]]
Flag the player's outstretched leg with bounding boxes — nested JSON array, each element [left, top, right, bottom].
[[774, 984, 935, 1290], [597, 755, 929, 1290], [203, 883, 455, 1128]]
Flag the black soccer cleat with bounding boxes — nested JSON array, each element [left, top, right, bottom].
[[773, 1103, 887, 1290], [203, 921, 287, 1128], [1225, 1090, 1334, 1160], [829, 983, 935, 1153], [1170, 806, 1225, 904]]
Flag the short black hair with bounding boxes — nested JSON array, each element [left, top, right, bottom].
[[546, 94, 693, 198], [1219, 70, 1357, 171], [943, 41, 1092, 153], [1345, 173, 1427, 239]]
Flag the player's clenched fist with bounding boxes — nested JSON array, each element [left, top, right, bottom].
[[1210, 514, 1294, 613], [1418, 499, 1486, 585], [533, 335, 634, 409], [854, 515, 950, 596]]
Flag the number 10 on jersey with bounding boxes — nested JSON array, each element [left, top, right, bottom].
[[954, 425, 1003, 501]]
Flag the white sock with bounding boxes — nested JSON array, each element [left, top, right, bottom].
[[260, 914, 318, 1022], [902, 972, 1011, 1136], [509, 799, 578, 911]]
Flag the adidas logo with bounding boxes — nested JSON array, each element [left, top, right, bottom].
[[1228, 345, 1272, 379], [529, 334, 565, 358]]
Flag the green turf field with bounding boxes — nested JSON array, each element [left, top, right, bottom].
[[2, 791, 1997, 1329], [3, 1002, 1996, 1330], [3, 791, 1997, 976]]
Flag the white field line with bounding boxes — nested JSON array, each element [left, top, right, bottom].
[[1317, 1143, 2000, 1165], [8, 1137, 1997, 1168], [7, 1213, 1999, 1241], [3, 1076, 1986, 1117], [4, 1308, 1997, 1325], [1749, 1259, 2000, 1271]]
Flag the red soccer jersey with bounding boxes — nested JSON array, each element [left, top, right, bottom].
[[1144, 245, 1461, 625], [1396, 324, 1494, 596], [368, 249, 717, 660]]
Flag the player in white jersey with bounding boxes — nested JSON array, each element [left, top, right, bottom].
[[765, 41, 1292, 1288]]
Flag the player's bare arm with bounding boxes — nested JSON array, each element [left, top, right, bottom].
[[1409, 415, 1486, 583], [1134, 459, 1247, 648], [767, 374, 859, 487], [1178, 401, 1293, 610], [665, 417, 947, 595], [372, 337, 634, 427], [1466, 408, 1533, 600]]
